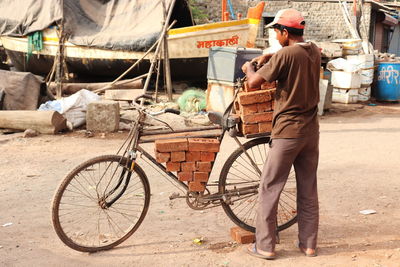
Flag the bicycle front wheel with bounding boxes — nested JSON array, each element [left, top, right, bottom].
[[52, 155, 150, 252], [219, 137, 297, 233]]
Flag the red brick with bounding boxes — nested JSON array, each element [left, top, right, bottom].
[[230, 227, 255, 244], [196, 162, 212, 172], [271, 89, 276, 99], [188, 138, 220, 152], [244, 81, 260, 92], [186, 151, 201, 162], [240, 123, 259, 135], [241, 111, 273, 124], [193, 172, 209, 182], [259, 121, 272, 133], [155, 138, 188, 152], [257, 101, 272, 112], [178, 171, 193, 181], [166, 162, 180, 172], [239, 103, 258, 116], [155, 151, 170, 163], [237, 89, 273, 105], [188, 181, 206, 192], [200, 152, 216, 162], [170, 151, 185, 162], [181, 162, 196, 172], [261, 81, 277, 90]]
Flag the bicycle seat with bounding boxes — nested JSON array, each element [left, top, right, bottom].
[[208, 111, 224, 126]]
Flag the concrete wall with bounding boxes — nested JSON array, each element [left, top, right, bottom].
[[191, 0, 372, 42]]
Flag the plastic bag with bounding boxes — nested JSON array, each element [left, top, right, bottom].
[[39, 89, 101, 128]]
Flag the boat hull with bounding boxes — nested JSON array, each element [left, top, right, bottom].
[[5, 49, 208, 82], [1, 18, 260, 81]]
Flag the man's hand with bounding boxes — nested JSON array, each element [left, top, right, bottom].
[[241, 61, 265, 89], [250, 53, 274, 68], [241, 61, 253, 75]]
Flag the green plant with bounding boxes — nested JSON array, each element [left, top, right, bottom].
[[188, 0, 209, 24]]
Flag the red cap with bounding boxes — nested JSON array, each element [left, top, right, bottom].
[[266, 9, 305, 29]]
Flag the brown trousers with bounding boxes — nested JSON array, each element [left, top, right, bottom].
[[255, 133, 319, 252]]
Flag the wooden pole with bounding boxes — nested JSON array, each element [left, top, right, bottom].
[[163, 0, 173, 101], [222, 0, 227, 21], [0, 111, 67, 134], [55, 24, 65, 99], [140, 0, 177, 105]]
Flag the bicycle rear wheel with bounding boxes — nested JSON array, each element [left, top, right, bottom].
[[52, 155, 150, 252], [219, 137, 297, 233]]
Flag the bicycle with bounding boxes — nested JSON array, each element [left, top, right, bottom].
[[51, 83, 298, 252]]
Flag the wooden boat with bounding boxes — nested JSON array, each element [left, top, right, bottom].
[[0, 3, 264, 82]]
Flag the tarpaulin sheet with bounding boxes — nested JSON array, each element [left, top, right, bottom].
[[0, 70, 44, 110], [0, 0, 63, 37], [0, 0, 193, 51]]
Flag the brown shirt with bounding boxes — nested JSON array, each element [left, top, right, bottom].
[[258, 42, 321, 138]]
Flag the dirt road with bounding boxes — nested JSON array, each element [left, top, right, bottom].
[[1, 104, 400, 267]]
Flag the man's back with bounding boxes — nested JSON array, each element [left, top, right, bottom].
[[258, 42, 321, 138]]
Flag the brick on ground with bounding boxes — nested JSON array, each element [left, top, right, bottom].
[[241, 111, 273, 124], [188, 138, 220, 152], [230, 226, 255, 244], [86, 101, 120, 132], [166, 162, 180, 172], [196, 161, 212, 172], [181, 162, 197, 172], [171, 151, 185, 162], [178, 171, 193, 181], [155, 138, 188, 152], [200, 152, 216, 162]]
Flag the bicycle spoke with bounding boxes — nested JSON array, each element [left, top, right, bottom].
[[53, 156, 149, 251]]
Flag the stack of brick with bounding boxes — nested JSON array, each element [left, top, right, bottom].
[[234, 81, 276, 136], [155, 138, 220, 192]]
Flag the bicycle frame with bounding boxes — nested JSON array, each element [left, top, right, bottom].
[[111, 81, 267, 208]]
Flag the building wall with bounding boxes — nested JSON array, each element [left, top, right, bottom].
[[191, 0, 372, 42]]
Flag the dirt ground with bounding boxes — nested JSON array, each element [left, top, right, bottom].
[[1, 103, 400, 267]]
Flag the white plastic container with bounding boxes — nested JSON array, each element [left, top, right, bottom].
[[333, 39, 362, 55], [346, 54, 374, 69], [358, 86, 371, 102], [332, 88, 359, 104], [360, 68, 374, 85], [331, 71, 362, 89]]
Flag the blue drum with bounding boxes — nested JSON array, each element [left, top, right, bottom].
[[376, 62, 400, 101]]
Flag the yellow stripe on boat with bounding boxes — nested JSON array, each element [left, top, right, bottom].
[[168, 18, 259, 36]]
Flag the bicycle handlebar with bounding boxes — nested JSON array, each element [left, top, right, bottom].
[[164, 108, 180, 115]]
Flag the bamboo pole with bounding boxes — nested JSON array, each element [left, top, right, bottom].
[[140, 0, 177, 105], [163, 0, 173, 101]]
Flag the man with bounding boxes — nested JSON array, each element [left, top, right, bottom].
[[242, 9, 321, 260]]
